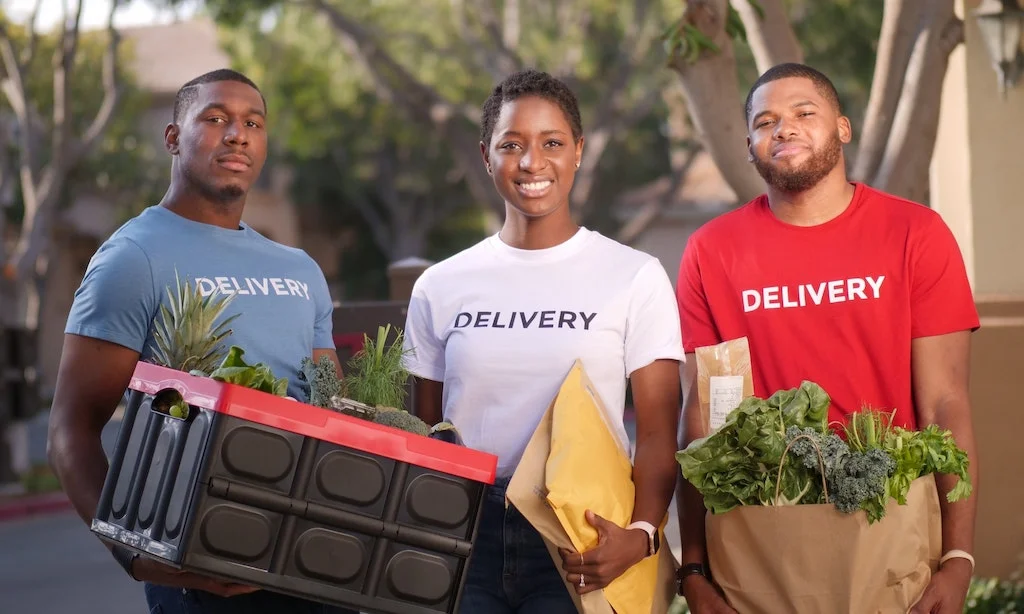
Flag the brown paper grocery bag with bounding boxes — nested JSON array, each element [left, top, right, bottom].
[[506, 367, 678, 614], [706, 474, 942, 614]]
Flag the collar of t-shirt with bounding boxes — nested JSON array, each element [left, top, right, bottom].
[[485, 227, 594, 264]]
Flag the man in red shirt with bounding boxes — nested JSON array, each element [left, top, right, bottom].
[[674, 63, 980, 614]]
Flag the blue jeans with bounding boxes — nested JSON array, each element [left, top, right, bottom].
[[459, 477, 577, 613], [144, 584, 358, 614]]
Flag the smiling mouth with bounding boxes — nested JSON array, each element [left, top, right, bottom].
[[515, 180, 553, 198], [772, 145, 807, 158]]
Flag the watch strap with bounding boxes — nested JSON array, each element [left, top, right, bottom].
[[626, 521, 658, 556]]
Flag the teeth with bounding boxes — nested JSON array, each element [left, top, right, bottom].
[[520, 181, 552, 191]]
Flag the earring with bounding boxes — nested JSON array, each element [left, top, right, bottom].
[[575, 162, 581, 169]]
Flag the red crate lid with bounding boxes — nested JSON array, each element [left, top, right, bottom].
[[129, 362, 497, 484]]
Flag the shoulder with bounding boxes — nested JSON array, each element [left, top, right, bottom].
[[412, 238, 493, 290], [858, 184, 941, 223], [585, 231, 665, 276], [687, 197, 765, 247]]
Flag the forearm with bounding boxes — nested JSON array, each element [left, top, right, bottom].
[[931, 403, 979, 555], [677, 479, 709, 565], [630, 430, 680, 527], [48, 424, 112, 531]]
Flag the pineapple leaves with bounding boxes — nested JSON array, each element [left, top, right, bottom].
[[150, 270, 239, 374]]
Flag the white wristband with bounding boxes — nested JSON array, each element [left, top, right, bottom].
[[939, 549, 975, 571]]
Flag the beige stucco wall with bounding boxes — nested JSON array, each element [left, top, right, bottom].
[[932, 0, 1024, 296]]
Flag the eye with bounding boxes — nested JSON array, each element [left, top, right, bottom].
[[799, 112, 815, 118], [207, 116, 226, 123], [246, 120, 262, 128], [545, 140, 564, 148], [756, 120, 773, 129], [500, 142, 521, 151]]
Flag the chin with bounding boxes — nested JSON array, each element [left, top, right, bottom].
[[510, 201, 562, 218]]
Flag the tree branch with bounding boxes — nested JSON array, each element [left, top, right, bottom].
[[871, 3, 962, 202], [307, 0, 500, 214], [731, 0, 803, 73], [329, 146, 392, 255], [851, 0, 924, 183], [75, 1, 123, 162], [668, 0, 764, 204]]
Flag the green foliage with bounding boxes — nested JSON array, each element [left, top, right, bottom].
[[343, 325, 411, 411], [0, 14, 165, 224], [372, 407, 431, 437], [299, 355, 344, 408], [209, 346, 290, 397]]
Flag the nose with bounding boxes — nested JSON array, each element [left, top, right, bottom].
[[773, 117, 798, 140], [223, 119, 249, 146], [518, 146, 545, 172]]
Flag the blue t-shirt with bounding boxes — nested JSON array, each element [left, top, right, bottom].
[[65, 205, 335, 400]]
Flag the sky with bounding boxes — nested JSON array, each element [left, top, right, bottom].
[[5, 0, 201, 31]]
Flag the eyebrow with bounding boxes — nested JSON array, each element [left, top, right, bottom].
[[498, 128, 569, 139], [196, 102, 266, 119], [751, 100, 820, 125]]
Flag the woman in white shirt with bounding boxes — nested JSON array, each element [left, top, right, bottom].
[[402, 68, 684, 613]]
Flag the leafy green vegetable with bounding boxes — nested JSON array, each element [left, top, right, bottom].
[[372, 407, 431, 436], [676, 381, 832, 514], [299, 355, 343, 408], [677, 383, 974, 525], [209, 346, 289, 397]]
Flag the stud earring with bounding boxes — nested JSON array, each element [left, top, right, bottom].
[[575, 162, 581, 169]]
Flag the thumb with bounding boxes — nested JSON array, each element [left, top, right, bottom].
[[586, 510, 613, 538]]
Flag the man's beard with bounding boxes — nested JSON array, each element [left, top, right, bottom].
[[184, 165, 245, 204], [752, 133, 843, 193]]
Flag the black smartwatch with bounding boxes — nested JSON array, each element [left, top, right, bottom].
[[676, 562, 707, 595]]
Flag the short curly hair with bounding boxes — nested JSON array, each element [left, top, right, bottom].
[[480, 69, 583, 147], [744, 63, 841, 125]]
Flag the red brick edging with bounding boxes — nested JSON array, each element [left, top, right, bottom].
[[0, 491, 73, 522]]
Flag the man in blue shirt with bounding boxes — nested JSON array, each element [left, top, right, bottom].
[[48, 69, 354, 614]]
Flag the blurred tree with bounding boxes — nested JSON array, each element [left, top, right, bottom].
[[0, 0, 158, 485], [666, 0, 959, 204]]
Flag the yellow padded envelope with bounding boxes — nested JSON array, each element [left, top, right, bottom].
[[544, 360, 672, 614]]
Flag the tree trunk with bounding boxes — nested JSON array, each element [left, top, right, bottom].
[[668, 0, 764, 204], [732, 0, 804, 72]]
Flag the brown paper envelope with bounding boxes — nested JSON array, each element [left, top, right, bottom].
[[706, 474, 942, 614], [507, 369, 680, 614], [507, 398, 614, 614]]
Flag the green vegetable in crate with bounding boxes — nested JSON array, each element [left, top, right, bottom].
[[148, 272, 240, 419], [209, 346, 289, 397], [299, 355, 344, 408], [149, 271, 239, 375], [343, 324, 411, 411], [372, 406, 432, 436]]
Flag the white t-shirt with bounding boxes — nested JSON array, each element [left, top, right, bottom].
[[402, 228, 685, 478]]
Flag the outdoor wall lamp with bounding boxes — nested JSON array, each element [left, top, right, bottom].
[[973, 0, 1024, 94]]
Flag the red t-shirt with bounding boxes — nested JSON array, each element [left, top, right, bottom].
[[676, 182, 980, 430]]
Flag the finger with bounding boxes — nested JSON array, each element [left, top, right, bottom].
[[909, 590, 938, 614]]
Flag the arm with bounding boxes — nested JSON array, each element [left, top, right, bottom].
[[48, 335, 140, 526], [48, 335, 254, 595], [412, 377, 444, 426], [675, 354, 711, 572], [909, 331, 978, 611], [629, 358, 682, 530]]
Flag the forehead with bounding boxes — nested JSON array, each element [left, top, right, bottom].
[[494, 95, 570, 133], [750, 77, 828, 112], [189, 80, 265, 116]]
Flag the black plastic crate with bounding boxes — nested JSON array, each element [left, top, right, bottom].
[[91, 362, 497, 614]]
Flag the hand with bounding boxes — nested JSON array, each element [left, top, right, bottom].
[[558, 510, 649, 594], [681, 574, 738, 614], [910, 558, 973, 614], [131, 557, 261, 598]]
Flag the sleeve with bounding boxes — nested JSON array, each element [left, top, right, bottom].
[[623, 259, 687, 376], [401, 273, 446, 382], [910, 213, 980, 338], [64, 237, 157, 353], [676, 235, 722, 353], [308, 261, 336, 350]]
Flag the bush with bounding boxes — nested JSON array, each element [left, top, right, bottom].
[[965, 575, 1024, 614]]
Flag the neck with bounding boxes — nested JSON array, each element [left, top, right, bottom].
[[766, 169, 855, 227], [499, 206, 579, 250], [157, 179, 246, 230]]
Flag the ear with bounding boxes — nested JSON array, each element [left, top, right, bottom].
[[574, 136, 585, 169], [479, 141, 491, 175], [746, 136, 754, 163], [837, 115, 853, 145], [165, 123, 180, 155]]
